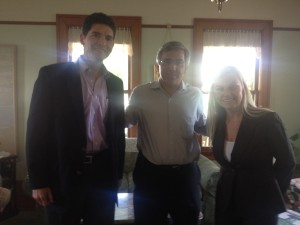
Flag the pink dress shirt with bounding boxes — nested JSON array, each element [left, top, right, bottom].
[[79, 56, 109, 154]]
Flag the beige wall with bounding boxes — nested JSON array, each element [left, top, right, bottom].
[[0, 24, 57, 179], [1, 0, 300, 27], [271, 30, 300, 135], [0, 0, 300, 179]]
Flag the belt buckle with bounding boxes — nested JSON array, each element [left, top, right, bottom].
[[83, 155, 93, 164]]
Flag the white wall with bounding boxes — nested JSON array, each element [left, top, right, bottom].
[[1, 0, 300, 27], [271, 30, 300, 136], [0, 0, 299, 179], [0, 24, 56, 179]]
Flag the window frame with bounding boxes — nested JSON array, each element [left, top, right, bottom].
[[193, 19, 273, 159], [56, 14, 142, 137]]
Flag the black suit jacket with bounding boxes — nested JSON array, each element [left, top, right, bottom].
[[26, 62, 125, 199], [213, 112, 295, 217]]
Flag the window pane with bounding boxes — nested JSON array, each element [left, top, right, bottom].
[[104, 45, 129, 90]]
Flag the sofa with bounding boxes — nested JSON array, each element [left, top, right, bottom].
[[120, 138, 221, 225], [197, 153, 220, 225]]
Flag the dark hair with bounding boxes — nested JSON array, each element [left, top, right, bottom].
[[82, 12, 116, 37], [156, 41, 190, 65]]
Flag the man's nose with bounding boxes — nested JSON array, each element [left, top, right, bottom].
[[168, 63, 178, 69], [96, 36, 107, 45]]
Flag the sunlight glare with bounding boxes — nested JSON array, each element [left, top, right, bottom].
[[200, 47, 258, 93]]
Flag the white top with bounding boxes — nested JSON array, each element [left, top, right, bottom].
[[224, 141, 235, 162]]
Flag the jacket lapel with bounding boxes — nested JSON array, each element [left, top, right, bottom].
[[214, 120, 232, 168], [213, 115, 256, 167], [230, 116, 255, 164], [66, 62, 87, 146]]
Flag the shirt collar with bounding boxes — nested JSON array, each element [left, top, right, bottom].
[[78, 55, 110, 79], [150, 80, 188, 92]]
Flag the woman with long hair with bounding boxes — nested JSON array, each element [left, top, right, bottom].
[[207, 66, 295, 225]]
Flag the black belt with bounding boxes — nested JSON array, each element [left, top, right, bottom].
[[83, 150, 108, 164], [138, 152, 195, 170], [83, 155, 95, 164], [156, 163, 194, 170]]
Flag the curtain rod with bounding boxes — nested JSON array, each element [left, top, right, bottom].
[[0, 21, 300, 31]]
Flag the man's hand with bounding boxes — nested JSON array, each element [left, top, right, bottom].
[[32, 187, 53, 206]]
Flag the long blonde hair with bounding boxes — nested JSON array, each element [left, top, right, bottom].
[[206, 66, 272, 141]]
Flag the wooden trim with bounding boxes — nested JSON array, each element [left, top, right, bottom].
[[0, 21, 55, 25], [273, 27, 300, 31], [1, 20, 300, 32], [201, 149, 215, 160], [142, 24, 193, 29]]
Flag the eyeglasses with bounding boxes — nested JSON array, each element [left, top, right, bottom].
[[159, 58, 185, 67]]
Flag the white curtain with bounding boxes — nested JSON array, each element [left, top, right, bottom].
[[68, 26, 81, 42], [203, 29, 261, 47], [67, 26, 81, 61], [114, 27, 133, 56]]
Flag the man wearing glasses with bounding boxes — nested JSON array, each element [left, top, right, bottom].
[[126, 41, 206, 225]]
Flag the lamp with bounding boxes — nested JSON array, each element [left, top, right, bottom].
[[211, 0, 228, 12]]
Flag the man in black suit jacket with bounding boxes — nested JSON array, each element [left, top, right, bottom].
[[26, 12, 125, 225]]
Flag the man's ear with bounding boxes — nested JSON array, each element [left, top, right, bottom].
[[154, 63, 160, 80], [80, 33, 85, 45]]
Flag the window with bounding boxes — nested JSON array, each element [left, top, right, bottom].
[[56, 14, 142, 137], [193, 19, 273, 159]]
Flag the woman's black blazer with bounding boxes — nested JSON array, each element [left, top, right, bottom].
[[213, 112, 295, 216]]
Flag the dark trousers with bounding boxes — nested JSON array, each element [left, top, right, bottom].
[[215, 210, 278, 225], [133, 153, 201, 225], [45, 150, 116, 225]]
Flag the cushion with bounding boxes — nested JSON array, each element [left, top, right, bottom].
[[123, 152, 137, 173], [197, 154, 220, 190]]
